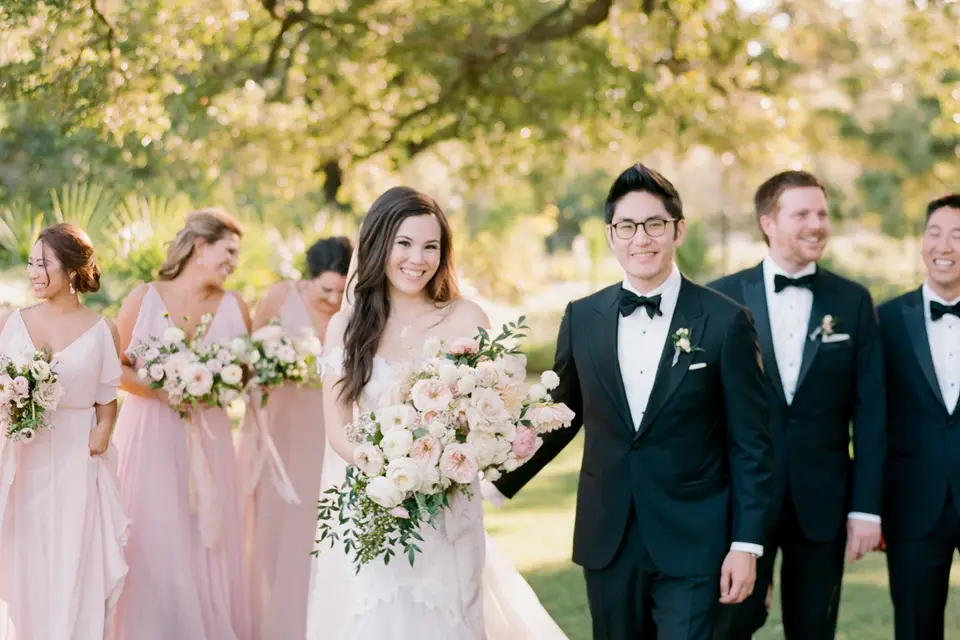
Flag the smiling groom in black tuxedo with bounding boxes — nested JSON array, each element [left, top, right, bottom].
[[494, 164, 774, 640]]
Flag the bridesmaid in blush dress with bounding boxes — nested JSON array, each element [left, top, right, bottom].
[[0, 224, 128, 640], [112, 209, 252, 640], [242, 236, 352, 640]]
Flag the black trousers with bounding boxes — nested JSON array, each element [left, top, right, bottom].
[[584, 506, 720, 640], [712, 492, 846, 640], [887, 490, 960, 640]]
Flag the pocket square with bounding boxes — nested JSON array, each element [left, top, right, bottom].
[[822, 333, 850, 343], [688, 362, 707, 370]]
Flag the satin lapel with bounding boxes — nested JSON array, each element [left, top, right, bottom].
[[741, 267, 785, 405], [590, 288, 634, 433], [901, 289, 947, 411], [795, 274, 826, 395], [635, 278, 706, 440]]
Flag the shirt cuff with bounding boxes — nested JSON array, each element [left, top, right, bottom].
[[730, 542, 763, 557], [848, 512, 881, 524]]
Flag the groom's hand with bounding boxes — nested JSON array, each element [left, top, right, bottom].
[[846, 518, 882, 564], [718, 550, 756, 604]]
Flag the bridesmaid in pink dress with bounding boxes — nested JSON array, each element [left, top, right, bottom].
[[243, 236, 351, 640], [112, 209, 252, 640], [0, 224, 128, 640]]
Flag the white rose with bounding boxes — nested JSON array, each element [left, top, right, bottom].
[[456, 373, 477, 395], [183, 363, 214, 397], [421, 336, 443, 359], [145, 347, 161, 361], [379, 429, 414, 460], [32, 381, 61, 410], [438, 363, 461, 387], [677, 337, 691, 352], [483, 468, 502, 482], [502, 454, 520, 472], [229, 338, 248, 355], [540, 370, 560, 391], [220, 364, 243, 386], [163, 353, 191, 381], [497, 353, 527, 381], [386, 458, 423, 493], [353, 444, 386, 476], [410, 379, 453, 413], [29, 359, 51, 381], [252, 325, 284, 342], [205, 358, 224, 374], [149, 364, 165, 381], [162, 327, 186, 345], [418, 465, 442, 493], [376, 404, 420, 432], [247, 349, 262, 365], [527, 383, 547, 402], [277, 344, 297, 364], [467, 387, 509, 430], [365, 476, 404, 509], [137, 368, 149, 380]]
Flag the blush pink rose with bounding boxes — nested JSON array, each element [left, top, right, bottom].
[[527, 403, 576, 433], [448, 337, 480, 356], [511, 426, 541, 459], [409, 436, 442, 467], [410, 379, 454, 413], [438, 444, 479, 484]]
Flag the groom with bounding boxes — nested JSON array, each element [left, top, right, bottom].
[[495, 163, 775, 639]]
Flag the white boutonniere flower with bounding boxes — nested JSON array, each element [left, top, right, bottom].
[[671, 328, 704, 366], [809, 314, 836, 341]]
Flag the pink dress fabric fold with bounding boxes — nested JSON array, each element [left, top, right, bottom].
[[239, 284, 325, 640], [113, 285, 250, 640], [0, 311, 130, 640]]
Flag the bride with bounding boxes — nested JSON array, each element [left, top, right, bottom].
[[305, 186, 568, 639]]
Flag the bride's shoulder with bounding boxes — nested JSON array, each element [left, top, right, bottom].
[[446, 298, 491, 332]]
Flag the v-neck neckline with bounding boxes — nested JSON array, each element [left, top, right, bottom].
[[16, 309, 103, 357]]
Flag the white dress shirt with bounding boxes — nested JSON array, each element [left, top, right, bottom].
[[619, 264, 763, 557], [923, 282, 960, 414], [763, 255, 879, 525]]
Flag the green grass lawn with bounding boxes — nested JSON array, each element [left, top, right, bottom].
[[487, 433, 960, 639]]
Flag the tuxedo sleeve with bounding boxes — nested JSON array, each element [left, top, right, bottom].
[[850, 289, 886, 517], [495, 302, 584, 498], [721, 308, 774, 547]]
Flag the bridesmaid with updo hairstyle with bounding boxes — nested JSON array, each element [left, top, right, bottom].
[[0, 223, 129, 639], [112, 208, 253, 640], [243, 235, 351, 640]]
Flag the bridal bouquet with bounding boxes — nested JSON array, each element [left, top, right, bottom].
[[315, 317, 575, 570], [246, 321, 323, 406], [131, 313, 249, 417], [0, 349, 62, 442]]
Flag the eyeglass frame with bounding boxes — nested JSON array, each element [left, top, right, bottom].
[[607, 217, 678, 240]]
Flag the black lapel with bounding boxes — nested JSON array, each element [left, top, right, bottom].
[[740, 264, 786, 405], [794, 270, 827, 396], [635, 278, 707, 439], [590, 287, 634, 433], [901, 288, 947, 411]]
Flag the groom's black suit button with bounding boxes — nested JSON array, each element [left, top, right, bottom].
[[619, 289, 662, 319]]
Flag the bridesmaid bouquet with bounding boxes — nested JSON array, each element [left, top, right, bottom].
[[131, 313, 250, 417], [315, 317, 575, 571], [0, 349, 63, 442], [245, 321, 323, 406]]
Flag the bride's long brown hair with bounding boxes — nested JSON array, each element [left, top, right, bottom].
[[339, 186, 459, 405]]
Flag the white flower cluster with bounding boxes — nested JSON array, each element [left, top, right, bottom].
[[247, 322, 323, 404], [0, 349, 63, 443]]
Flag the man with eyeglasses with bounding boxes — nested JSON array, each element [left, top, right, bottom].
[[878, 194, 960, 640], [709, 170, 886, 640], [495, 163, 774, 640]]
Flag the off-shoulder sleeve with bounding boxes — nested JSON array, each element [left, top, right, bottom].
[[96, 322, 123, 405]]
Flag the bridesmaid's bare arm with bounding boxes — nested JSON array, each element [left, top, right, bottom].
[[321, 311, 357, 464], [0, 309, 11, 335], [234, 293, 253, 334], [251, 282, 289, 331], [90, 319, 121, 455], [115, 283, 158, 399]]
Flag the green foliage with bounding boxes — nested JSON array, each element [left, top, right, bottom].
[[675, 217, 712, 280], [0, 198, 44, 265]]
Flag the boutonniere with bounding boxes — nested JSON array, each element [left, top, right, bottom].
[[671, 328, 704, 366], [809, 314, 837, 341]]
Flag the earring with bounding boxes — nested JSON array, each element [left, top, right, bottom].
[[69, 283, 76, 295]]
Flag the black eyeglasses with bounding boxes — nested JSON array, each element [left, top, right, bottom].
[[609, 218, 676, 240]]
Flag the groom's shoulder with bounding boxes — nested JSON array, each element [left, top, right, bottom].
[[687, 278, 748, 318], [570, 283, 621, 311]]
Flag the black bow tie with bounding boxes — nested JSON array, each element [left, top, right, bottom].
[[619, 289, 662, 319], [931, 300, 960, 321], [774, 273, 816, 294]]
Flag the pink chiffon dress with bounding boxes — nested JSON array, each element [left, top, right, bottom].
[[0, 310, 129, 640], [240, 283, 326, 640], [112, 285, 250, 640]]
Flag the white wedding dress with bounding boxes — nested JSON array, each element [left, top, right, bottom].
[[305, 352, 568, 639]]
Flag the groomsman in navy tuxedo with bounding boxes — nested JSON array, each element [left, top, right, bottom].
[[879, 194, 960, 640], [710, 170, 886, 639]]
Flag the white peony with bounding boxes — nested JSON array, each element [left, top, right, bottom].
[[229, 338, 248, 355], [376, 404, 420, 432], [540, 370, 560, 391], [385, 458, 423, 493], [220, 364, 243, 385], [410, 379, 453, 413], [354, 444, 386, 476], [183, 363, 214, 397], [438, 363, 461, 387], [497, 353, 528, 381], [145, 347, 161, 361], [379, 429, 414, 460], [163, 327, 186, 345], [421, 336, 443, 359], [252, 324, 284, 342], [365, 475, 405, 508], [527, 383, 547, 402], [205, 358, 224, 374], [137, 368, 149, 380], [149, 364, 165, 381], [456, 373, 477, 395], [276, 344, 297, 364], [418, 465, 442, 493]]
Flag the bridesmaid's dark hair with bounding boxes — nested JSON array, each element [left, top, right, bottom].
[[36, 223, 102, 294], [339, 187, 458, 405], [305, 236, 352, 278]]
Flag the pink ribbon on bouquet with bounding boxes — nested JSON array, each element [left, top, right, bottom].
[[241, 392, 300, 506], [186, 410, 222, 548]]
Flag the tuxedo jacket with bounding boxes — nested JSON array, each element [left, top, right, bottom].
[[709, 264, 886, 541], [496, 277, 774, 575], [879, 288, 960, 539]]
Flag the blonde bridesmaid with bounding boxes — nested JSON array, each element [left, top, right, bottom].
[[244, 236, 351, 640], [0, 224, 128, 639], [112, 209, 252, 640]]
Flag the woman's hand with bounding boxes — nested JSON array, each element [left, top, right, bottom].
[[88, 422, 112, 456]]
